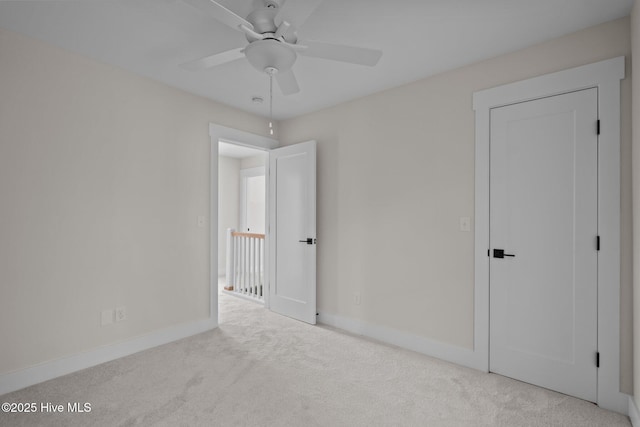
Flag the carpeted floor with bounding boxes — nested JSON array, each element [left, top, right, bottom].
[[0, 288, 632, 426]]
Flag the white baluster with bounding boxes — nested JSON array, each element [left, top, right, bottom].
[[248, 236, 252, 296], [241, 237, 246, 294], [253, 237, 258, 297], [258, 238, 262, 298], [235, 235, 239, 294], [254, 237, 257, 298], [238, 236, 243, 294], [225, 229, 234, 290]]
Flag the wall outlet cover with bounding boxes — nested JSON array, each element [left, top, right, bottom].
[[115, 306, 127, 322]]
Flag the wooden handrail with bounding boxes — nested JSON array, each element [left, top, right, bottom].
[[231, 231, 265, 239]]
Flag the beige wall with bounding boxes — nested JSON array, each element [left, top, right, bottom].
[[218, 156, 240, 276], [0, 28, 270, 375], [279, 17, 633, 394], [632, 2, 640, 412]]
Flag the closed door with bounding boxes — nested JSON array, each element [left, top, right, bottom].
[[489, 88, 598, 402], [268, 140, 316, 324], [240, 168, 266, 234]]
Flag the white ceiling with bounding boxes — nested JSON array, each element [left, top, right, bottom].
[[0, 0, 632, 120]]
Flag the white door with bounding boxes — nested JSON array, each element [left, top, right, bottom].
[[245, 174, 265, 233], [489, 89, 598, 402], [268, 140, 316, 324], [240, 167, 266, 234]]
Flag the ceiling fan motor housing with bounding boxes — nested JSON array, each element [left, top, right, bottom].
[[244, 39, 296, 74], [246, 7, 278, 40]]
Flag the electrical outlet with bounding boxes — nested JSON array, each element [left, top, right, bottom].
[[115, 306, 127, 322], [353, 292, 361, 305], [101, 309, 114, 326]]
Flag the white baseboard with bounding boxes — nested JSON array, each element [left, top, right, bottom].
[[0, 318, 217, 396], [317, 311, 484, 372], [630, 396, 640, 427]]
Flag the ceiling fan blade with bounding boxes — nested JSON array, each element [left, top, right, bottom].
[[182, 0, 253, 33], [298, 40, 382, 66], [275, 0, 322, 31], [275, 69, 300, 95], [180, 47, 245, 71]]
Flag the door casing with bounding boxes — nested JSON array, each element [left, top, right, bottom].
[[473, 57, 625, 412]]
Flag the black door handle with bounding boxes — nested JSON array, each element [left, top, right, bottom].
[[298, 238, 315, 245], [493, 249, 515, 258]]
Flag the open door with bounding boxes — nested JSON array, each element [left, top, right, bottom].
[[268, 140, 316, 324]]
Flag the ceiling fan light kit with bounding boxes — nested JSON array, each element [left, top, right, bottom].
[[244, 39, 296, 75]]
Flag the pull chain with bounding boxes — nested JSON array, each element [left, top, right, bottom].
[[269, 72, 274, 135]]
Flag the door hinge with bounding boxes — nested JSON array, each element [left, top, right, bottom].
[[597, 120, 601, 135], [596, 352, 600, 368], [596, 235, 600, 251]]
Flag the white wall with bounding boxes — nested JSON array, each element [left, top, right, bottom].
[[279, 17, 633, 393], [217, 156, 240, 276], [0, 28, 270, 376]]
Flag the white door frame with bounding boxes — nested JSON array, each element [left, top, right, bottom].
[[473, 56, 626, 413], [209, 124, 278, 320]]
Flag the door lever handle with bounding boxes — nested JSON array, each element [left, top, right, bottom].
[[493, 249, 515, 258], [298, 238, 315, 245]]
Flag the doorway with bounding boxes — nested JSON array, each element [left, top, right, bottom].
[[218, 141, 267, 302], [210, 123, 318, 327]]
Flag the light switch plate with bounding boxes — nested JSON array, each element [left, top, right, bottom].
[[460, 217, 471, 232], [197, 216, 205, 228]]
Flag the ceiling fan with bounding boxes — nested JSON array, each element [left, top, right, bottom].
[[180, 0, 383, 95]]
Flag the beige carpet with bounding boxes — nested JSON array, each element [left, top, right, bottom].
[[0, 290, 631, 426]]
